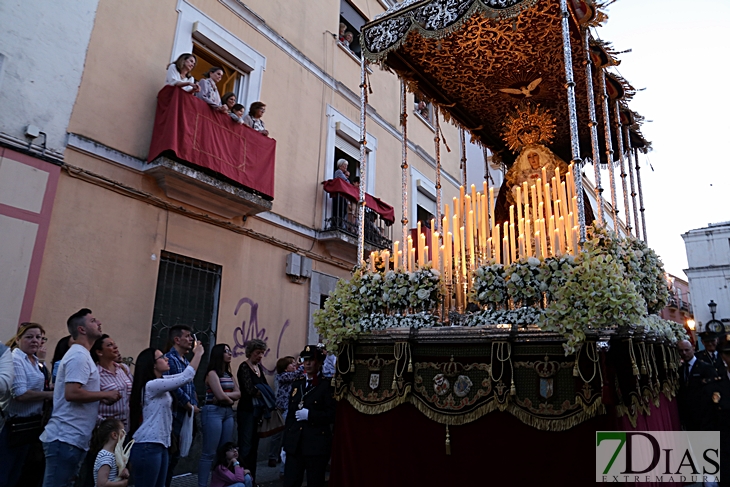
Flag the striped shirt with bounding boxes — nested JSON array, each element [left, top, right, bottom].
[[205, 373, 235, 404], [98, 363, 133, 429], [7, 348, 45, 417], [93, 449, 118, 486]]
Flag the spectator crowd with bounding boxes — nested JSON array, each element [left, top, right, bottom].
[[0, 309, 337, 487]]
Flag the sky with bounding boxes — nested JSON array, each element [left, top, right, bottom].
[[597, 0, 730, 278]]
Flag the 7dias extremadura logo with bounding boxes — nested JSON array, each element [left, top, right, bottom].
[[596, 431, 720, 483]]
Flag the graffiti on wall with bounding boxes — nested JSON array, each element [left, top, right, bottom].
[[231, 297, 292, 374]]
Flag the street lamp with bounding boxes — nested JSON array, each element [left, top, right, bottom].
[[686, 319, 695, 331], [708, 300, 717, 319]]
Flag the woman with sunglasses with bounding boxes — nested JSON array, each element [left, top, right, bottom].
[[129, 341, 204, 487], [198, 344, 240, 487]]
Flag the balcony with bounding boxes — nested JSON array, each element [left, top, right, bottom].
[[319, 178, 394, 261], [146, 86, 274, 218]]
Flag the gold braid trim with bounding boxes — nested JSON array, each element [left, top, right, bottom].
[[615, 393, 644, 428], [343, 385, 412, 415], [345, 392, 605, 431]]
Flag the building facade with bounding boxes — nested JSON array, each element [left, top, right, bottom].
[[1, 0, 467, 378], [682, 221, 730, 334]]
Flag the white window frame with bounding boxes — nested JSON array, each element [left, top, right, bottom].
[[323, 105, 377, 229], [409, 166, 437, 227], [172, 0, 266, 110]]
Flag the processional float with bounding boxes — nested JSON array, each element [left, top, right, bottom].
[[321, 2, 682, 485]]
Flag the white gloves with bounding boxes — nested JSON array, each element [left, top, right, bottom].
[[295, 408, 309, 421]]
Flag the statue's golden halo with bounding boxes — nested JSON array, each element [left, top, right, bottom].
[[502, 103, 557, 153]]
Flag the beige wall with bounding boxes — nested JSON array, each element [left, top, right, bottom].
[[35, 0, 467, 366]]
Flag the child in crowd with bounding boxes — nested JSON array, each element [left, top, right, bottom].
[[92, 418, 130, 487], [343, 31, 354, 48], [211, 442, 253, 487], [229, 103, 246, 124], [272, 356, 304, 474]]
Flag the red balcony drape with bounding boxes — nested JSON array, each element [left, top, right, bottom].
[[148, 86, 276, 199], [322, 178, 395, 224]]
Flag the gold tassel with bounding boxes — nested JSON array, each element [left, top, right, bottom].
[[510, 378, 516, 396], [331, 376, 336, 387], [573, 344, 580, 377], [628, 339, 639, 376], [445, 425, 451, 455], [408, 356, 413, 373], [391, 375, 397, 390]]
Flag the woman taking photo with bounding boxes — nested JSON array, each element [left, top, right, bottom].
[[198, 344, 240, 487], [236, 339, 267, 482], [242, 102, 269, 136], [129, 341, 204, 487], [165, 53, 200, 93], [0, 322, 54, 487], [92, 334, 133, 429], [196, 67, 228, 113]]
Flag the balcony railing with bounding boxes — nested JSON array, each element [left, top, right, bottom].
[[323, 194, 393, 249], [146, 86, 274, 217]]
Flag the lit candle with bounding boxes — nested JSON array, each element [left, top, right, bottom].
[[558, 216, 566, 254], [544, 183, 552, 222], [503, 235, 510, 266], [551, 177, 559, 214], [554, 200, 560, 221], [383, 250, 390, 271], [535, 231, 542, 259], [481, 193, 489, 251], [487, 237, 493, 261], [572, 196, 578, 220], [548, 216, 556, 256], [518, 235, 525, 259], [572, 226, 579, 255], [516, 187, 523, 222], [489, 187, 495, 222], [459, 186, 465, 225], [509, 223, 516, 263], [460, 226, 467, 277], [423, 245, 428, 266], [553, 228, 561, 257], [393, 241, 399, 269], [397, 250, 403, 270], [540, 219, 548, 258], [494, 225, 501, 264], [471, 184, 477, 214], [525, 218, 532, 256], [519, 217, 525, 243], [531, 185, 538, 222], [453, 225, 461, 274], [510, 205, 515, 230], [439, 245, 444, 275], [422, 233, 428, 267], [370, 252, 376, 273], [417, 221, 423, 266], [407, 236, 414, 272], [469, 210, 477, 268], [536, 178, 543, 217], [541, 166, 548, 187], [433, 234, 439, 269], [410, 248, 416, 271], [503, 222, 509, 265], [560, 181, 569, 222], [446, 231, 453, 280]]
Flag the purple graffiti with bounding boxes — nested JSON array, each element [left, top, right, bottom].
[[231, 297, 290, 375]]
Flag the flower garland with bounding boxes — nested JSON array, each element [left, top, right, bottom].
[[538, 254, 578, 302], [505, 256, 543, 307]]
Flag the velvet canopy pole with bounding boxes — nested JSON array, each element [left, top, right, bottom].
[[598, 69, 619, 226], [624, 125, 641, 240], [559, 0, 586, 242], [358, 55, 368, 264], [613, 100, 632, 236], [634, 148, 647, 243], [400, 79, 409, 248], [583, 31, 604, 226], [434, 107, 443, 234]]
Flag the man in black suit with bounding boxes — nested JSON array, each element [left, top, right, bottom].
[[677, 339, 717, 430], [696, 331, 725, 376], [283, 345, 336, 487]]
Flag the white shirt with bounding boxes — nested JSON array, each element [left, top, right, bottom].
[[6, 348, 46, 417], [40, 344, 101, 450], [133, 365, 196, 447], [0, 344, 14, 430], [165, 64, 195, 92]]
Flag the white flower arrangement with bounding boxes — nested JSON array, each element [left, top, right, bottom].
[[382, 269, 412, 311], [470, 263, 507, 309], [467, 307, 544, 327], [538, 254, 578, 302], [639, 314, 688, 344], [505, 257, 544, 307], [406, 267, 442, 311], [360, 311, 440, 332]]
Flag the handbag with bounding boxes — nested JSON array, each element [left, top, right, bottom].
[[257, 409, 285, 438], [6, 414, 45, 447]]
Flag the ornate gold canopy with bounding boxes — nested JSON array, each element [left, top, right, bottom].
[[361, 0, 649, 167]]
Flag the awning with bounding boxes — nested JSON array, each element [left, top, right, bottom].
[[322, 178, 395, 224]]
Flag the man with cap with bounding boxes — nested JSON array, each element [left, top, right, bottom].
[[282, 345, 336, 487], [697, 331, 725, 376], [677, 339, 717, 430]]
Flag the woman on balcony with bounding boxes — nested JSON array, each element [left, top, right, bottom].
[[196, 67, 229, 113], [165, 53, 199, 93], [221, 92, 237, 111], [242, 102, 269, 136]]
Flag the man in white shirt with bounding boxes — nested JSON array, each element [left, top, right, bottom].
[[40, 309, 121, 487]]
